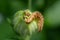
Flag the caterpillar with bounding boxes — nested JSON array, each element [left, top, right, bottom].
[[24, 11, 44, 32]]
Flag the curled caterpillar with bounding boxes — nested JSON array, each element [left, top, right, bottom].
[[24, 11, 44, 32]]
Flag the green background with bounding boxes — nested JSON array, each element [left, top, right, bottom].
[[0, 0, 60, 40]]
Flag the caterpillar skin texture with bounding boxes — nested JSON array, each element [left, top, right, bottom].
[[24, 11, 44, 32]]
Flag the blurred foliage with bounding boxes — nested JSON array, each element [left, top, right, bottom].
[[0, 0, 60, 40]]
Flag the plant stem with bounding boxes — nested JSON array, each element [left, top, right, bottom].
[[28, 0, 32, 10], [25, 35, 30, 40]]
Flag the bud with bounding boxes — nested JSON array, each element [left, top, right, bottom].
[[13, 9, 44, 40]]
